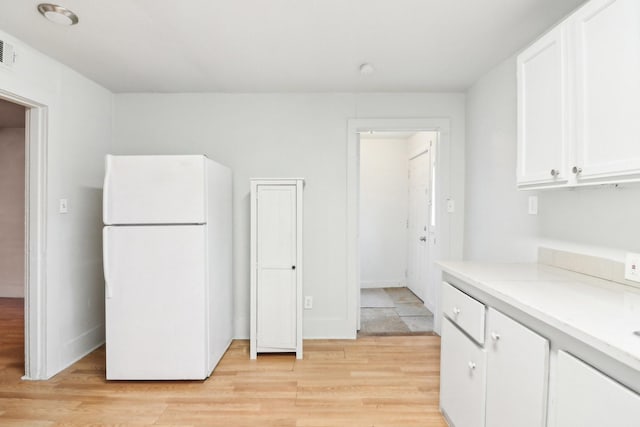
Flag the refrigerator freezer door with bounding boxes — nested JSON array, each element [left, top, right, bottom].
[[104, 225, 208, 380], [104, 155, 206, 225]]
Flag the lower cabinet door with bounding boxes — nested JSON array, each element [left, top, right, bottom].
[[485, 308, 549, 427], [440, 317, 487, 427], [556, 351, 640, 427]]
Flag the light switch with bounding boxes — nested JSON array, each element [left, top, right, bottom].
[[446, 199, 455, 213], [304, 296, 313, 309], [528, 196, 538, 215], [59, 198, 68, 214]]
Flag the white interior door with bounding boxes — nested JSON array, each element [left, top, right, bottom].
[[407, 149, 430, 301], [103, 225, 207, 380], [256, 185, 297, 350]]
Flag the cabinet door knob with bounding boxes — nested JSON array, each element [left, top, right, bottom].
[[452, 307, 461, 316], [572, 166, 583, 174], [550, 169, 559, 177], [291, 265, 296, 270], [468, 361, 476, 370], [491, 332, 501, 341]]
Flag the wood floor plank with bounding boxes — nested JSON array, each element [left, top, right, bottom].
[[0, 298, 447, 426]]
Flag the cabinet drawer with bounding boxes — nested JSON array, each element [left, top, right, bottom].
[[442, 282, 486, 344], [556, 351, 640, 427], [440, 317, 487, 427]]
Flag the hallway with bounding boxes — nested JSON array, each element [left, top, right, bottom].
[[359, 287, 434, 336]]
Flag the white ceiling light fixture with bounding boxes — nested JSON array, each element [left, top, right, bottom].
[[37, 3, 79, 26], [359, 63, 375, 75]]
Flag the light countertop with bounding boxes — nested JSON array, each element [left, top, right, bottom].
[[438, 262, 640, 373]]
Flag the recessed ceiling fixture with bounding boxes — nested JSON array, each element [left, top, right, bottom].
[[37, 3, 79, 26], [359, 63, 375, 75]]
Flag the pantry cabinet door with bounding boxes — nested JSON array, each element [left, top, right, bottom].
[[517, 25, 568, 186], [572, 0, 640, 182]]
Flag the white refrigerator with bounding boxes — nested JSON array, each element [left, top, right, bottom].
[[102, 154, 233, 380]]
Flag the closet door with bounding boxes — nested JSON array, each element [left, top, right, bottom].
[[256, 185, 297, 351]]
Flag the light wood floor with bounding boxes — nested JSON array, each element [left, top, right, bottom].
[[0, 298, 447, 426]]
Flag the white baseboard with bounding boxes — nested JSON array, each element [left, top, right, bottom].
[[360, 280, 405, 289], [0, 283, 24, 298]]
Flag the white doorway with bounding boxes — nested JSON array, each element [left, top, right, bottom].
[[358, 131, 438, 335], [0, 91, 48, 380], [0, 97, 27, 374], [347, 118, 452, 337]]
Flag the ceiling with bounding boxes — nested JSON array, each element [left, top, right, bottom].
[[0, 0, 586, 93]]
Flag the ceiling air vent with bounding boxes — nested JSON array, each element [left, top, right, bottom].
[[0, 40, 16, 68]]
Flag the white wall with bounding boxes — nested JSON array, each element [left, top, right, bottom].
[[464, 55, 640, 262], [113, 92, 466, 339], [464, 56, 539, 262], [0, 29, 113, 378], [0, 127, 25, 297], [359, 137, 408, 288]]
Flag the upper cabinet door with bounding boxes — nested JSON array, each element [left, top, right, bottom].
[[517, 25, 568, 186], [572, 0, 640, 181]]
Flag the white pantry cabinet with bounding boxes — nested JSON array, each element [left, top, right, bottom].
[[485, 308, 549, 427], [555, 351, 640, 427], [250, 179, 304, 360], [517, 0, 640, 188]]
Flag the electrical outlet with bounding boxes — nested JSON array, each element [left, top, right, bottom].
[[304, 296, 313, 309], [625, 253, 640, 283]]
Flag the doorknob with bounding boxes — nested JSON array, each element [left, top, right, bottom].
[[419, 236, 427, 242]]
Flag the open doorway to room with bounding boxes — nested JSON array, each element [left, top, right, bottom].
[[0, 98, 27, 373], [358, 131, 438, 336]]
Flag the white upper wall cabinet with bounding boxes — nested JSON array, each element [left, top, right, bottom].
[[517, 26, 568, 186], [517, 0, 640, 189], [572, 0, 640, 182]]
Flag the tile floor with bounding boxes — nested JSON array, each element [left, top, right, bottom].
[[359, 287, 434, 336]]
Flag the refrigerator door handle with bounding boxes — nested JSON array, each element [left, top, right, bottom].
[[103, 227, 113, 299]]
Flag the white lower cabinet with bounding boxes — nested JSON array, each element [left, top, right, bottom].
[[440, 317, 487, 427], [555, 351, 640, 427], [485, 308, 549, 427], [440, 283, 550, 427]]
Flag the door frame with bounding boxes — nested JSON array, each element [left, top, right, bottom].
[[347, 118, 451, 335], [0, 89, 48, 380]]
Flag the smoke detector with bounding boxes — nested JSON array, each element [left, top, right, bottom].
[[37, 4, 79, 26], [359, 63, 375, 75], [0, 40, 15, 68]]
